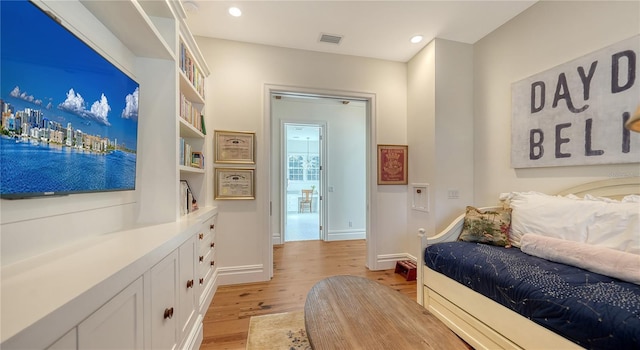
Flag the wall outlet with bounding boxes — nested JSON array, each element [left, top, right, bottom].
[[348, 221, 353, 228]]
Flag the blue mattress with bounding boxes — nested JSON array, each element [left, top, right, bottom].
[[424, 241, 640, 350]]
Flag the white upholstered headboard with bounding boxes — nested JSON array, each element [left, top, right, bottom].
[[421, 177, 640, 248], [556, 176, 640, 199]]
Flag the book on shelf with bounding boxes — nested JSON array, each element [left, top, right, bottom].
[[180, 180, 188, 215], [179, 138, 185, 166], [180, 139, 204, 169], [180, 138, 194, 167], [179, 40, 205, 97], [180, 93, 203, 132], [179, 180, 198, 215], [200, 115, 206, 135]]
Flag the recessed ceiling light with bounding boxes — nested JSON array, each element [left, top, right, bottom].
[[228, 7, 242, 17], [410, 35, 424, 44]]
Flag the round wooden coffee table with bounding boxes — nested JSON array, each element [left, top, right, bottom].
[[304, 275, 467, 349]]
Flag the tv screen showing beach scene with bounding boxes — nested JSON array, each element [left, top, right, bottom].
[[1, 0, 140, 198]]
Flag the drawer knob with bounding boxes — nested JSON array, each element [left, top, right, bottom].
[[199, 233, 204, 240], [210, 260, 215, 267], [199, 278, 204, 285], [210, 242, 215, 248], [199, 256, 204, 262], [187, 279, 194, 288], [164, 307, 174, 320], [210, 224, 215, 230]]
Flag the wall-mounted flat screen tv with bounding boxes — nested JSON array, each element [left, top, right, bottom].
[[1, 0, 140, 199]]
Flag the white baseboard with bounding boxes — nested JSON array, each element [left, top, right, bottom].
[[376, 253, 417, 270], [272, 230, 364, 243], [217, 264, 266, 285], [326, 229, 365, 241], [215, 252, 417, 285]]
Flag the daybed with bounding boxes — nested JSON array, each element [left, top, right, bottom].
[[419, 177, 640, 350]]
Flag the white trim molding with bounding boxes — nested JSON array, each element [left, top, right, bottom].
[[326, 229, 366, 241], [216, 264, 265, 285], [376, 253, 417, 270]]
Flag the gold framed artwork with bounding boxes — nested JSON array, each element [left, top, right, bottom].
[[214, 130, 255, 164], [214, 167, 255, 200], [377, 144, 408, 185]]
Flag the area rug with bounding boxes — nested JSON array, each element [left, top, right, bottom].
[[246, 311, 311, 350]]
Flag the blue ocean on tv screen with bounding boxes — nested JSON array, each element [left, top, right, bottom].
[[0, 0, 139, 197], [1, 137, 136, 194]]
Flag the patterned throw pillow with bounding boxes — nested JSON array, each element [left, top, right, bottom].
[[459, 206, 512, 247]]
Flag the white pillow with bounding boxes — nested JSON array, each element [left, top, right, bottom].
[[520, 234, 640, 284], [502, 191, 640, 255], [587, 200, 639, 254]]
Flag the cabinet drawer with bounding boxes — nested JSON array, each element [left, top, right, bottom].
[[198, 248, 213, 276], [196, 230, 211, 246], [204, 217, 216, 239], [198, 262, 213, 286], [198, 237, 214, 257]]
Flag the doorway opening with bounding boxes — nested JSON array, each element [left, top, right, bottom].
[[266, 85, 377, 279], [272, 92, 367, 243], [284, 123, 322, 242]]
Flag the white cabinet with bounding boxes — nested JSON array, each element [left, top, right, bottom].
[[150, 250, 179, 350], [149, 235, 201, 350], [178, 234, 197, 343], [78, 277, 144, 349], [197, 213, 218, 314], [6, 209, 218, 350]]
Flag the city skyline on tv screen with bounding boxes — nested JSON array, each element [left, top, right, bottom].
[[1, 0, 140, 197]]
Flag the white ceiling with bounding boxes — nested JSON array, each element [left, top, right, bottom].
[[183, 0, 537, 62]]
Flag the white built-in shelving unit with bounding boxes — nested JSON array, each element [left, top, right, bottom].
[[178, 26, 210, 216], [1, 1, 217, 349], [82, 0, 211, 224]]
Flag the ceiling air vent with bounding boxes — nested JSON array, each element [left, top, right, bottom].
[[319, 33, 343, 45]]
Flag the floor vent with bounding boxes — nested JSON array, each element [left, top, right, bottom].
[[319, 33, 343, 45]]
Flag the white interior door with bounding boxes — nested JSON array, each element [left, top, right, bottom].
[[283, 123, 323, 241]]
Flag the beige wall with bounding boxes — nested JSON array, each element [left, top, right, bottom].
[[473, 0, 640, 205], [196, 37, 408, 283], [407, 39, 474, 246]]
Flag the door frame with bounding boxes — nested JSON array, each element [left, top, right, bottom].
[[264, 84, 377, 279], [280, 121, 326, 243]]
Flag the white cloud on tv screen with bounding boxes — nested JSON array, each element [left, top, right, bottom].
[[122, 87, 139, 120], [9, 86, 42, 106], [58, 88, 111, 126]]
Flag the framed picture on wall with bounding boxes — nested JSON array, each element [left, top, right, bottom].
[[214, 167, 256, 200], [377, 144, 408, 185], [214, 130, 256, 164]]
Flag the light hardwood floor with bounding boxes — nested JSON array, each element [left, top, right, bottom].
[[200, 240, 417, 350]]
